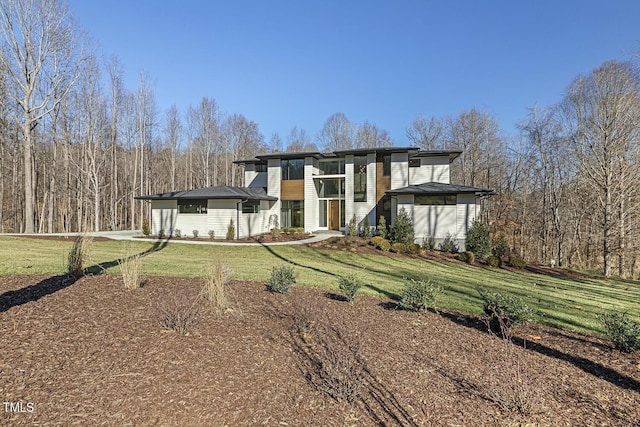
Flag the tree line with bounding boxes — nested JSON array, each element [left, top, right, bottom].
[[1, 0, 639, 278]]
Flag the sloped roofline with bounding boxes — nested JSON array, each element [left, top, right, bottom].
[[135, 186, 277, 201]]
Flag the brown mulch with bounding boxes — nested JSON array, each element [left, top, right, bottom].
[[1, 274, 638, 426]]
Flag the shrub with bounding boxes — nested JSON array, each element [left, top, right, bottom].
[[226, 219, 235, 240], [421, 234, 436, 250], [466, 220, 491, 258], [457, 251, 475, 264], [509, 254, 526, 269], [141, 219, 151, 236], [598, 312, 640, 352], [67, 234, 93, 277], [154, 292, 199, 335], [174, 229, 182, 238], [119, 244, 143, 290], [338, 274, 363, 303], [479, 288, 534, 328], [271, 227, 281, 237], [158, 229, 165, 239], [192, 229, 199, 238], [267, 265, 295, 293], [348, 214, 358, 237], [486, 255, 502, 267], [399, 279, 441, 311], [208, 229, 215, 239], [408, 243, 421, 254], [390, 207, 414, 246], [203, 256, 232, 312], [492, 233, 509, 259], [390, 242, 406, 254], [296, 227, 305, 234], [377, 215, 388, 238], [438, 232, 459, 253], [369, 236, 384, 247], [361, 216, 372, 238]]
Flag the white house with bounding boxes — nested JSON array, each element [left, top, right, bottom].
[[137, 147, 493, 248]]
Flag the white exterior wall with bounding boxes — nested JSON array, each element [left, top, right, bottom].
[[206, 199, 238, 238], [344, 155, 354, 226], [391, 152, 409, 189], [413, 204, 457, 242], [244, 164, 268, 188], [409, 156, 450, 185], [267, 158, 282, 226], [351, 152, 377, 227], [455, 194, 479, 248], [151, 200, 177, 235], [304, 157, 318, 232]]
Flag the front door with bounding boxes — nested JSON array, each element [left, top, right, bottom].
[[328, 200, 340, 230]]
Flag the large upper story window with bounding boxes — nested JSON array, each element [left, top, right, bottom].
[[281, 159, 304, 180], [178, 199, 207, 214], [382, 155, 391, 176], [353, 155, 367, 202], [319, 160, 345, 175], [254, 162, 267, 173]]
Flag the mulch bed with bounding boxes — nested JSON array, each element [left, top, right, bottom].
[[0, 274, 638, 425]]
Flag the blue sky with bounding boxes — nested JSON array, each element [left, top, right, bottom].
[[68, 0, 640, 145]]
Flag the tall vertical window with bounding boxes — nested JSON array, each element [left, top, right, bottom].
[[281, 159, 304, 180], [353, 155, 367, 202], [382, 155, 391, 176], [281, 200, 304, 228], [318, 200, 327, 227]]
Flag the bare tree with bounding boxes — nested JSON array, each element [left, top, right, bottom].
[[355, 121, 393, 148], [406, 115, 443, 149], [0, 0, 84, 232], [318, 112, 354, 151], [287, 126, 317, 152], [561, 60, 640, 277]]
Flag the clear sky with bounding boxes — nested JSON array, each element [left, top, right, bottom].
[[67, 0, 640, 145]]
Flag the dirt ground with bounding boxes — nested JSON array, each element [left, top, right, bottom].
[[1, 274, 639, 426]]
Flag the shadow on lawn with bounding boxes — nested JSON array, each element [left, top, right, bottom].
[[0, 238, 169, 312], [439, 311, 640, 393], [259, 243, 339, 277]]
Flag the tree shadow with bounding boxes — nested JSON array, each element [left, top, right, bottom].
[[258, 243, 338, 277], [439, 311, 640, 392], [0, 238, 169, 312]]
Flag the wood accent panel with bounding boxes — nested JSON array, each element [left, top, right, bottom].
[[280, 179, 304, 200], [376, 161, 391, 203]]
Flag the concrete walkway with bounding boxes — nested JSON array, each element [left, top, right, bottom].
[[1, 230, 342, 246]]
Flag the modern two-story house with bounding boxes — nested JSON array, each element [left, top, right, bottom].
[[137, 147, 493, 249]]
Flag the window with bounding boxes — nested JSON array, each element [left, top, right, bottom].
[[318, 200, 327, 227], [414, 194, 457, 205], [317, 178, 344, 198], [255, 162, 267, 173], [409, 158, 421, 168], [242, 200, 260, 213], [281, 159, 304, 180], [353, 155, 367, 202], [319, 160, 345, 175], [382, 155, 391, 176], [281, 200, 304, 228], [178, 199, 207, 214]]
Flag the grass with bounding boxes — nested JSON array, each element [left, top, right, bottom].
[[1, 236, 638, 335]]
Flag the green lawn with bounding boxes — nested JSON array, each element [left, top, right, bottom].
[[1, 236, 638, 335]]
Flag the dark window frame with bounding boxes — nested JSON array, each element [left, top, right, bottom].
[[242, 200, 260, 214], [414, 194, 457, 206], [409, 158, 421, 168], [353, 155, 367, 202], [382, 155, 391, 176], [281, 158, 305, 180], [177, 199, 208, 214]]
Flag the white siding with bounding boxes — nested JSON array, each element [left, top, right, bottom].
[[351, 152, 377, 227], [245, 163, 267, 188], [456, 194, 478, 241], [239, 209, 263, 238], [391, 152, 409, 189], [409, 156, 450, 184], [304, 157, 318, 231], [413, 205, 457, 242], [206, 199, 238, 238], [151, 200, 177, 235], [267, 158, 281, 225]]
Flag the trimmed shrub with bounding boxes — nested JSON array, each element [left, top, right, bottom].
[[492, 233, 509, 259], [509, 254, 526, 269], [486, 255, 502, 267], [267, 265, 296, 294], [226, 219, 235, 240], [399, 279, 441, 311], [598, 312, 640, 352], [408, 243, 421, 254], [158, 229, 165, 239], [348, 214, 358, 237], [438, 232, 459, 253], [370, 236, 391, 252], [174, 229, 182, 238], [361, 216, 372, 238], [271, 227, 281, 237], [141, 219, 151, 236], [479, 288, 534, 327], [208, 229, 216, 239], [390, 207, 414, 246], [466, 220, 491, 259], [377, 215, 388, 238], [338, 274, 363, 303], [457, 251, 475, 264], [378, 239, 391, 252], [390, 242, 406, 254], [192, 229, 199, 238], [67, 234, 93, 277]]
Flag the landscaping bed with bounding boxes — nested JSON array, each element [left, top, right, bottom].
[[1, 274, 638, 425]]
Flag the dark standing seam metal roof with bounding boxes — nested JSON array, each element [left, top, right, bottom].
[[386, 182, 495, 196], [135, 186, 277, 201]]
